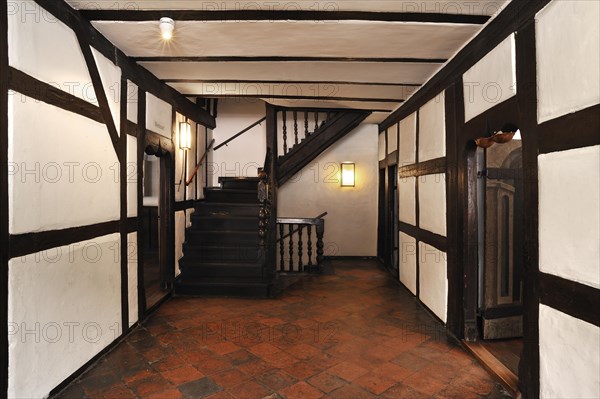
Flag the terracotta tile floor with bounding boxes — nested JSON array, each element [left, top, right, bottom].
[[55, 260, 512, 399]]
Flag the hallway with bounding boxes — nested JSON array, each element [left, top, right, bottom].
[[55, 260, 510, 399]]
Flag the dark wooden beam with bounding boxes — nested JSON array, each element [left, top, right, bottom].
[[1, 0, 9, 395], [379, 0, 553, 131], [537, 104, 600, 154], [539, 272, 600, 328], [185, 94, 404, 103], [136, 56, 447, 64], [119, 77, 129, 336], [398, 157, 446, 178], [8, 67, 103, 124], [164, 79, 422, 87], [398, 221, 447, 253], [82, 10, 490, 24], [31, 0, 216, 129]]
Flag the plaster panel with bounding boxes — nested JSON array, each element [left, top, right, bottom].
[[399, 176, 416, 225], [463, 34, 516, 122], [399, 232, 417, 295], [126, 80, 138, 123], [399, 112, 417, 166], [387, 123, 398, 154], [8, 234, 121, 399], [538, 146, 600, 288], [418, 93, 446, 162], [8, 96, 120, 234], [378, 133, 386, 161], [419, 242, 448, 323], [536, 0, 600, 123], [91, 47, 122, 136], [418, 173, 447, 236], [127, 135, 138, 217], [127, 232, 138, 327], [539, 304, 600, 399], [146, 93, 173, 138]]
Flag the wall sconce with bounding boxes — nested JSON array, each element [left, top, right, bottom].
[[341, 162, 355, 187], [159, 17, 175, 41], [179, 121, 191, 151]]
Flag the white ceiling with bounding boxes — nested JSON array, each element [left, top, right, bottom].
[[66, 0, 510, 123]]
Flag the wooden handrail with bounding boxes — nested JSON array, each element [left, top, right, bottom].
[[213, 116, 267, 151], [185, 138, 215, 186], [276, 212, 327, 242]]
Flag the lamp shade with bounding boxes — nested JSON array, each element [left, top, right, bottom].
[[341, 162, 355, 187], [179, 122, 192, 150]]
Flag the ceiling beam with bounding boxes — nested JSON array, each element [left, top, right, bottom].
[[82, 10, 491, 24], [135, 56, 447, 63], [186, 94, 405, 103], [164, 79, 422, 87]]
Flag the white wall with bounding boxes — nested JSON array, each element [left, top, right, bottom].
[[399, 232, 417, 294], [463, 34, 517, 122], [418, 173, 447, 236], [539, 305, 600, 399], [378, 132, 386, 161], [8, 234, 122, 399], [127, 232, 138, 327], [146, 93, 172, 138], [210, 99, 266, 186], [536, 0, 600, 123], [538, 146, 600, 288], [387, 123, 398, 154], [418, 93, 446, 162], [398, 112, 416, 166], [419, 242, 448, 323], [278, 124, 378, 256], [398, 176, 416, 225]]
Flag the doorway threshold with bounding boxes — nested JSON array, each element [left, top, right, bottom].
[[462, 340, 521, 399]]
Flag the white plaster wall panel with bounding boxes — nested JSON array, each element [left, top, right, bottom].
[[399, 112, 417, 166], [142, 61, 442, 86], [126, 135, 138, 218], [419, 242, 448, 323], [536, 1, 600, 123], [91, 48, 122, 136], [278, 124, 378, 256], [418, 173, 447, 236], [146, 93, 173, 138], [8, 97, 120, 234], [538, 146, 600, 289], [211, 99, 266, 185], [419, 93, 446, 161], [539, 304, 600, 399], [69, 1, 508, 15], [126, 80, 138, 123], [399, 232, 417, 295], [8, 234, 121, 399], [186, 121, 198, 201], [93, 21, 480, 59], [7, 0, 97, 105], [387, 123, 398, 154], [378, 133, 386, 161], [175, 211, 185, 276], [399, 176, 416, 225], [463, 34, 517, 122], [127, 232, 138, 327]]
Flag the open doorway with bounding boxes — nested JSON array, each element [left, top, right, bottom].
[[387, 164, 399, 276], [465, 128, 524, 379], [377, 168, 386, 262], [141, 151, 173, 310]]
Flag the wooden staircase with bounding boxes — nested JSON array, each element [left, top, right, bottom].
[[175, 177, 270, 297]]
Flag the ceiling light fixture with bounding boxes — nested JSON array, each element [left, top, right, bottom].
[[159, 17, 175, 41]]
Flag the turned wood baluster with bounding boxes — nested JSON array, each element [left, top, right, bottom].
[[258, 171, 269, 247], [314, 112, 319, 132], [293, 111, 299, 146], [298, 225, 304, 271], [304, 111, 310, 138], [279, 224, 285, 271], [316, 219, 325, 268], [282, 111, 288, 155], [307, 225, 313, 268], [288, 224, 294, 272]]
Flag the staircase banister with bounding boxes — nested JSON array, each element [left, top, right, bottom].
[[185, 138, 215, 186], [213, 116, 267, 151]]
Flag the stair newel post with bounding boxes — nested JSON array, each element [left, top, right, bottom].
[[298, 224, 304, 271], [264, 104, 279, 283], [279, 224, 285, 272], [304, 111, 310, 138], [282, 110, 288, 155], [316, 218, 325, 271], [293, 111, 299, 146], [307, 225, 313, 268]]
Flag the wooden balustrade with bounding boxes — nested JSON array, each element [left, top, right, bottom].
[[276, 217, 325, 273], [277, 109, 337, 156]]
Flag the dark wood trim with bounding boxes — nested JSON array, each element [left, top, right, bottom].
[[516, 21, 540, 399], [463, 96, 520, 135], [9, 220, 124, 259], [183, 94, 404, 103], [145, 129, 175, 155], [539, 272, 600, 327], [463, 142, 479, 341], [164, 78, 422, 87], [8, 67, 103, 124], [31, 0, 215, 129], [82, 10, 490, 24], [1, 0, 9, 394], [126, 120, 138, 137], [136, 90, 147, 319], [398, 223, 448, 255], [379, 0, 552, 131], [386, 150, 398, 166], [273, 106, 392, 114], [213, 116, 267, 151], [415, 111, 421, 299], [175, 200, 196, 212], [398, 157, 446, 178], [537, 104, 600, 154], [119, 78, 129, 334], [136, 56, 447, 64], [482, 305, 523, 320], [74, 27, 121, 156], [379, 159, 387, 169]]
